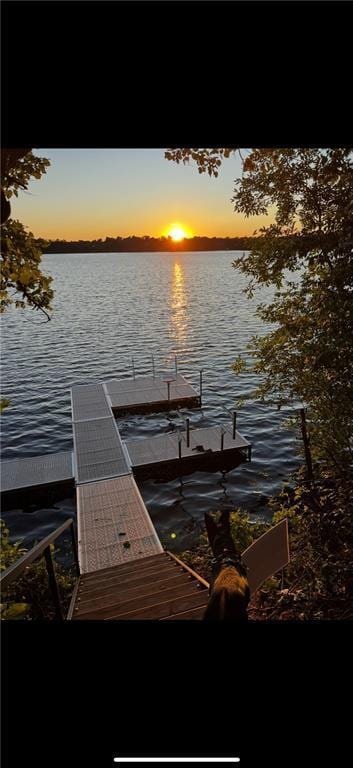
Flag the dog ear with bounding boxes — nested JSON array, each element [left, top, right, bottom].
[[204, 512, 218, 549], [219, 510, 231, 533]]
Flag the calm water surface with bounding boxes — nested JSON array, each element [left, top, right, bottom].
[[1, 252, 300, 551]]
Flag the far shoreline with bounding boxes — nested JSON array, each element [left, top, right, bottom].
[[39, 235, 255, 255], [43, 249, 249, 256]]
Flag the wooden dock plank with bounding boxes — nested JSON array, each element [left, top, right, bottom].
[[161, 605, 207, 620], [105, 589, 208, 620], [77, 475, 162, 574], [69, 553, 208, 620], [77, 573, 192, 607], [78, 564, 180, 594], [74, 580, 200, 620]]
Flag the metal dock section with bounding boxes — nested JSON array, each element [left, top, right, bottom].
[[104, 373, 200, 415], [0, 451, 74, 493], [77, 475, 162, 574], [125, 424, 251, 474], [71, 382, 163, 574], [71, 382, 131, 484]]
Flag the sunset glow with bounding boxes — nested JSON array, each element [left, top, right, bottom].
[[169, 226, 186, 241], [163, 222, 192, 241], [10, 149, 276, 240]]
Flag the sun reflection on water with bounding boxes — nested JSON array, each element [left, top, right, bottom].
[[170, 260, 188, 345]]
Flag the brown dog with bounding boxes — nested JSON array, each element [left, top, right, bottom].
[[203, 511, 250, 621]]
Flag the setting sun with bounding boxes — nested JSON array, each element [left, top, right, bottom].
[[163, 222, 192, 241], [169, 226, 186, 241]]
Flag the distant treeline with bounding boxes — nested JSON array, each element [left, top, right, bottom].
[[43, 236, 254, 254]]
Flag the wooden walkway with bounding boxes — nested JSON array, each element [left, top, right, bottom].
[[69, 551, 209, 620]]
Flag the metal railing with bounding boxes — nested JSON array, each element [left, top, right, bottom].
[[0, 518, 79, 620], [131, 352, 179, 381], [128, 353, 204, 403]]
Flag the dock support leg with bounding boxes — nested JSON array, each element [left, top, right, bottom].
[[199, 369, 203, 403], [151, 353, 155, 379], [132, 357, 136, 380], [221, 430, 224, 451], [178, 437, 182, 460], [233, 410, 237, 439], [175, 355, 178, 377], [248, 446, 252, 462], [186, 418, 190, 447]]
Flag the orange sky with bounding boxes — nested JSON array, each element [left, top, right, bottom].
[[10, 149, 274, 240]]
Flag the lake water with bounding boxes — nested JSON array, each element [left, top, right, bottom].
[[1, 251, 300, 551]]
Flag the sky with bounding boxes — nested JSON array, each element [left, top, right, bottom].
[[10, 149, 273, 240]]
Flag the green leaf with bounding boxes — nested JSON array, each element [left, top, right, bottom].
[[1, 602, 30, 620]]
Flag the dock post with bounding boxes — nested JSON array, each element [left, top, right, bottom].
[[199, 369, 203, 402], [167, 381, 171, 401], [132, 357, 136, 380], [232, 410, 237, 439], [221, 429, 224, 451], [178, 436, 182, 460], [175, 355, 178, 377], [151, 353, 155, 379], [186, 418, 190, 447]]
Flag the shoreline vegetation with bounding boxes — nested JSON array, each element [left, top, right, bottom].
[[42, 236, 253, 254], [179, 468, 353, 621]]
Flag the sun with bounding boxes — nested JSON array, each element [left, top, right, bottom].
[[169, 226, 186, 241], [163, 222, 191, 241]]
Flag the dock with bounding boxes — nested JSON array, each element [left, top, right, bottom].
[[0, 451, 73, 493], [104, 373, 201, 415], [77, 475, 163, 573], [69, 376, 210, 618], [1, 370, 251, 619], [1, 371, 250, 496], [125, 424, 250, 477]]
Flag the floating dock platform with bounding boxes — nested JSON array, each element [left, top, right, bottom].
[[104, 373, 201, 415], [0, 451, 74, 493], [126, 424, 250, 473]]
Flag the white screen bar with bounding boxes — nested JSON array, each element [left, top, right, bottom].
[[114, 757, 240, 763]]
